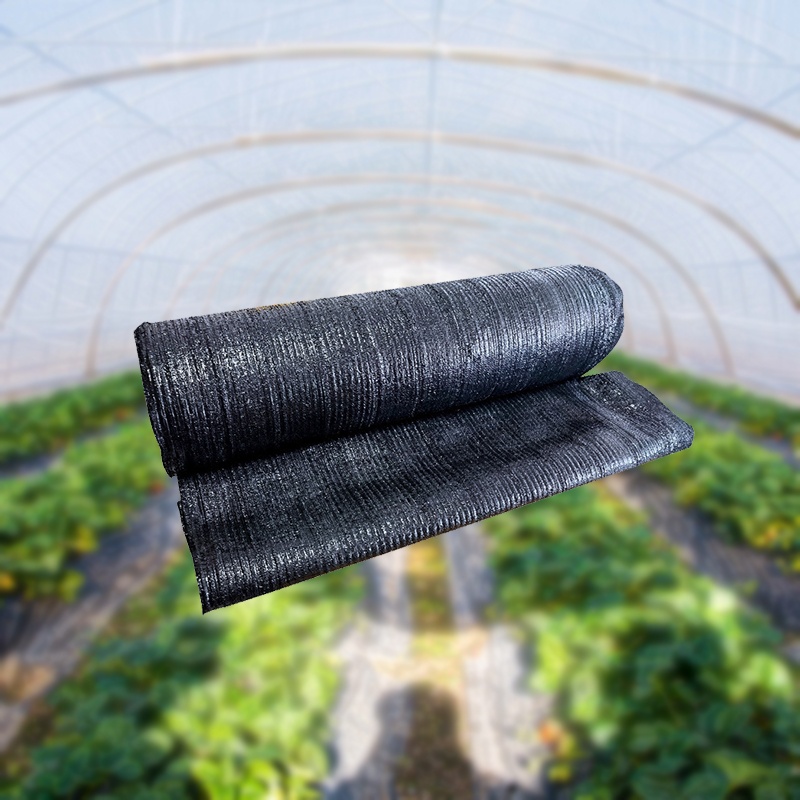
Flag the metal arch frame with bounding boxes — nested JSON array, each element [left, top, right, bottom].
[[171, 199, 672, 358], [16, 39, 792, 269], [163, 218, 561, 318], [187, 175, 696, 353], [81, 171, 727, 373], [87, 223, 561, 376], [83, 193, 682, 375], [3, 129, 795, 330], [246, 233, 552, 312], [2, 42, 798, 140], [0, 65, 417, 232], [166, 213, 494, 317], [224, 205, 641, 315], [235, 213, 646, 359], [173, 188, 668, 322], [0, 20, 792, 378], [12, 31, 793, 234], [84, 185, 717, 373], [236, 225, 640, 355], [239, 226, 558, 311], [161, 220, 640, 351]]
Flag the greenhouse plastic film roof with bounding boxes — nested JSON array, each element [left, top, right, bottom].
[[0, 1, 798, 400]]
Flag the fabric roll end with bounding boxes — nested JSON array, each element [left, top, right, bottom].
[[603, 369, 695, 452], [177, 491, 216, 614], [134, 321, 181, 477]]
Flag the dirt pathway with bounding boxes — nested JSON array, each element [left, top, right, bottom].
[[327, 525, 554, 799], [606, 472, 800, 635], [444, 525, 554, 799], [325, 547, 413, 800], [0, 480, 184, 752], [664, 395, 798, 468]]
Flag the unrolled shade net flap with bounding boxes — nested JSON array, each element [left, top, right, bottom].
[[135, 264, 692, 612]]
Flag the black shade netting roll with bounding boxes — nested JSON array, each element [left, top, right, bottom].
[[135, 264, 692, 612], [135, 264, 625, 475]]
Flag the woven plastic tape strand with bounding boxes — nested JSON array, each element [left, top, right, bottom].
[[134, 264, 692, 612]]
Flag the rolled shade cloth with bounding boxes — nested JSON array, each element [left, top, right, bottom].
[[136, 264, 624, 475], [135, 264, 692, 611]]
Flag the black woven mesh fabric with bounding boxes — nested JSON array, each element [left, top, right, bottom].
[[135, 265, 692, 612], [135, 264, 624, 475]]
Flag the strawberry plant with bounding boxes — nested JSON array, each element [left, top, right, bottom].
[[600, 352, 800, 448], [486, 487, 800, 799], [0, 372, 145, 466], [0, 418, 167, 600], [643, 420, 800, 568], [2, 555, 363, 799]]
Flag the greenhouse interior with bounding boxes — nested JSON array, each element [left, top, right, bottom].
[[1, 1, 799, 798]]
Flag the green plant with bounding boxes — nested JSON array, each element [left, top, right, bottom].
[[600, 352, 800, 448], [3, 556, 363, 799], [0, 372, 145, 466], [643, 420, 800, 568], [486, 487, 800, 799], [0, 418, 166, 600]]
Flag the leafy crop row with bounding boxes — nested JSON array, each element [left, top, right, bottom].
[[0, 418, 167, 600], [643, 420, 800, 569], [486, 486, 800, 799], [601, 352, 800, 448], [0, 372, 145, 466], [1, 555, 363, 799]]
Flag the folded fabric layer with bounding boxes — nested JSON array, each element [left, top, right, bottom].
[[179, 372, 692, 612], [136, 264, 623, 475]]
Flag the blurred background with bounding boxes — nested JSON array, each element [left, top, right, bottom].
[[0, 2, 799, 798]]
